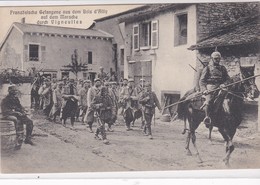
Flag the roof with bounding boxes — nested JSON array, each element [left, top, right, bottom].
[[189, 15, 260, 50], [0, 22, 113, 50], [118, 3, 191, 23], [94, 5, 150, 22], [13, 22, 113, 38]]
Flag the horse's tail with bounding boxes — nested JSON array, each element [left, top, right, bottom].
[[175, 88, 196, 120], [176, 100, 187, 120]]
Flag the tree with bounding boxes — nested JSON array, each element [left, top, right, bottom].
[[62, 49, 88, 79]]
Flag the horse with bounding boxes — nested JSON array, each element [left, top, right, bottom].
[[176, 71, 258, 166], [207, 65, 259, 141]]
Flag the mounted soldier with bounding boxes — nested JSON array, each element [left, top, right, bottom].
[[200, 51, 231, 126]]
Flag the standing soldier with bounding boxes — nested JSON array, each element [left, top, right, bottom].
[[139, 82, 162, 139], [1, 85, 35, 148], [60, 79, 78, 127], [38, 79, 52, 117], [119, 78, 138, 131], [136, 78, 146, 128], [78, 80, 91, 123], [91, 86, 112, 144], [50, 82, 63, 122], [84, 78, 102, 133], [118, 78, 128, 115], [97, 66, 108, 83], [107, 81, 119, 131]]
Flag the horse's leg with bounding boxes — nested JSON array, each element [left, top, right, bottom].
[[208, 125, 213, 144], [182, 118, 187, 135], [218, 128, 234, 166], [191, 131, 203, 163], [185, 116, 192, 156], [185, 131, 192, 156]]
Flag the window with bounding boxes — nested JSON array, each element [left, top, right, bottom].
[[88, 51, 92, 64], [132, 20, 159, 51], [175, 13, 188, 46], [120, 48, 124, 65], [151, 20, 159, 49], [83, 72, 88, 80], [52, 73, 57, 79], [29, 44, 39, 61], [133, 25, 139, 51], [61, 72, 69, 79], [140, 22, 151, 48]]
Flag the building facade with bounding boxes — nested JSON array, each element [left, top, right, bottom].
[[0, 22, 114, 81], [94, 2, 259, 106]]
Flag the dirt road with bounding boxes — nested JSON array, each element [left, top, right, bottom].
[[1, 110, 260, 173]]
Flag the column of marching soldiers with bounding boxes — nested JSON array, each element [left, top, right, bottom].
[[26, 69, 161, 146]]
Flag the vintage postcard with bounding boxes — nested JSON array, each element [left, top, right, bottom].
[[0, 0, 259, 178]]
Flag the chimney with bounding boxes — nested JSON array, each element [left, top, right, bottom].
[[21, 17, 25, 24]]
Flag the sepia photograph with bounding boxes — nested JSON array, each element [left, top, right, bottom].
[[0, 0, 260, 178]]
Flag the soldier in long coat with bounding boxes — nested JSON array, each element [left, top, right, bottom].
[[1, 85, 34, 148], [78, 80, 91, 123], [83, 78, 102, 133], [119, 78, 139, 131], [91, 86, 112, 144], [139, 82, 161, 139]]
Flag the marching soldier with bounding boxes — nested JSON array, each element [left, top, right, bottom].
[[91, 86, 112, 144], [84, 78, 102, 133], [107, 81, 119, 131], [78, 80, 91, 123], [97, 66, 109, 83], [139, 82, 161, 139], [1, 85, 35, 148], [60, 79, 78, 127], [119, 78, 138, 131], [50, 82, 63, 122], [200, 51, 231, 126]]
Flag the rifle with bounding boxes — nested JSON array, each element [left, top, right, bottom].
[[163, 74, 260, 110], [197, 57, 206, 67]]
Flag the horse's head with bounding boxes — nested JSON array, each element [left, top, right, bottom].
[[240, 65, 259, 99]]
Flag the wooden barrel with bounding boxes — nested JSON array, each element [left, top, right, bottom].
[[160, 114, 171, 122], [1, 120, 17, 152]]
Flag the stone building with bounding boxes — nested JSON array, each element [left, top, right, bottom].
[[93, 2, 259, 107], [0, 21, 114, 81]]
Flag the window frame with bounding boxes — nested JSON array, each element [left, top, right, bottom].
[[132, 24, 140, 51], [28, 43, 40, 62], [174, 12, 188, 47], [151, 20, 159, 49]]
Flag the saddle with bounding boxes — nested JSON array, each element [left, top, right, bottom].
[[186, 90, 226, 112]]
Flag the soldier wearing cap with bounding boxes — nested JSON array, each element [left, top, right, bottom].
[[83, 78, 102, 132], [139, 82, 161, 139], [38, 78, 52, 116], [97, 66, 108, 82], [60, 78, 78, 127], [1, 85, 34, 148], [119, 78, 138, 131], [50, 82, 63, 122], [199, 51, 231, 126], [90, 86, 112, 144], [78, 80, 91, 123], [106, 81, 119, 131]]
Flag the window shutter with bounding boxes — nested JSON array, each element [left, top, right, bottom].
[[151, 20, 159, 49], [41, 45, 46, 62], [133, 24, 139, 51], [24, 45, 28, 62]]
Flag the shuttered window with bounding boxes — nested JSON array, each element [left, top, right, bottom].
[[151, 20, 159, 49], [133, 25, 139, 51]]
